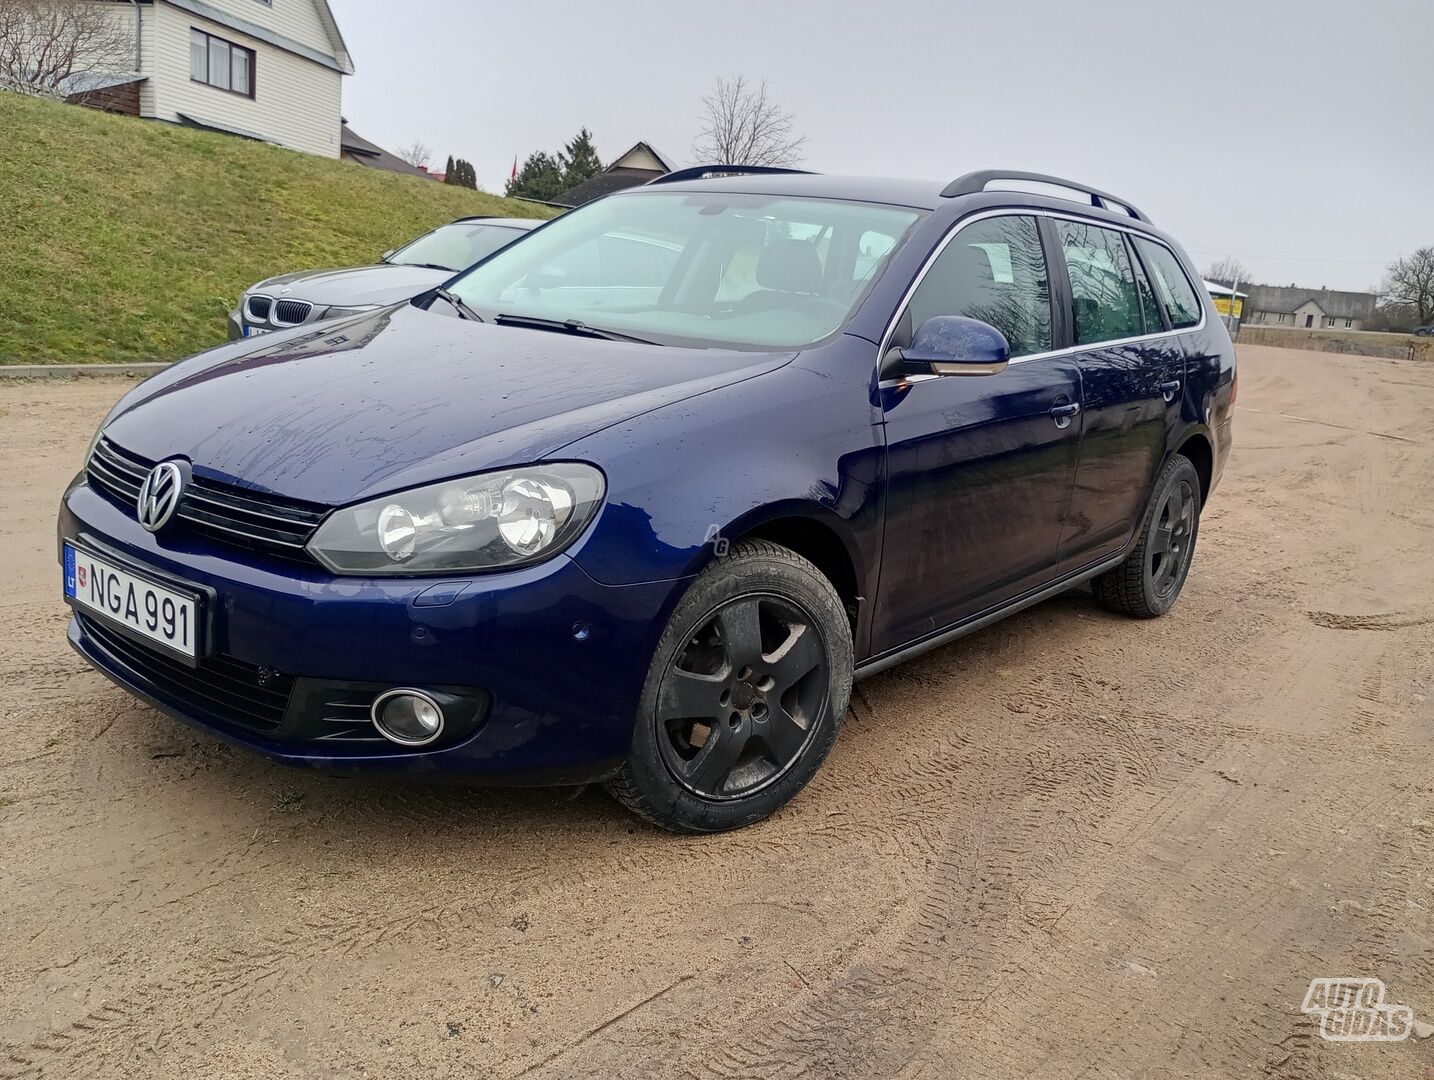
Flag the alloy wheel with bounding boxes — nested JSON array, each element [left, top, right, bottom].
[[655, 594, 829, 800], [1149, 479, 1196, 598]]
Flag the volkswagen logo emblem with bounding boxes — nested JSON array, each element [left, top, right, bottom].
[[136, 460, 190, 532]]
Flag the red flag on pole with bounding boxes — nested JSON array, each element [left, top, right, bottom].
[[510, 156, 518, 180]]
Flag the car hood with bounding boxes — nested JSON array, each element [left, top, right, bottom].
[[105, 305, 792, 505], [246, 264, 452, 308]]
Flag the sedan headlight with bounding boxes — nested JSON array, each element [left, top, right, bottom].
[[306, 463, 605, 575]]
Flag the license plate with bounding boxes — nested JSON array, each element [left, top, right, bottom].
[[244, 325, 270, 337], [64, 544, 200, 662]]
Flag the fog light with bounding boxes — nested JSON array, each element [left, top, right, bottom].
[[371, 688, 446, 747]]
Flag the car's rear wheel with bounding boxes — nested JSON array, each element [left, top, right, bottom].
[[606, 540, 852, 833], [1091, 453, 1202, 619]]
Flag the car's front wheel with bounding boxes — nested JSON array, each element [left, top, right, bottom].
[[1091, 453, 1202, 618], [607, 540, 852, 833]]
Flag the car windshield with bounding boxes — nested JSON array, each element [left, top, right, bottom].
[[388, 222, 527, 272], [446, 192, 921, 350]]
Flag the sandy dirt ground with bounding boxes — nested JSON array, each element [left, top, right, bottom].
[[1, 343, 1432, 1079]]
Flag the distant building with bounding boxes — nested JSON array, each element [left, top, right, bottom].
[[1243, 285, 1378, 331], [551, 141, 676, 207], [340, 121, 426, 177], [1204, 278, 1250, 328], [64, 0, 352, 159]]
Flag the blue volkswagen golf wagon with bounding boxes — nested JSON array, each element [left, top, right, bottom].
[[60, 168, 1235, 832]]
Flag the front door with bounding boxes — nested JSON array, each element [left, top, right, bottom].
[[1305, 314, 1315, 327], [872, 214, 1083, 653]]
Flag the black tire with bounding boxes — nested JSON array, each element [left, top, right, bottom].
[[1091, 453, 1202, 619], [606, 539, 853, 834]]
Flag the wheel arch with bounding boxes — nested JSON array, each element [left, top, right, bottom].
[[681, 502, 869, 647], [1174, 429, 1214, 503]]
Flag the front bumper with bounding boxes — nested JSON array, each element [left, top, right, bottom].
[[60, 480, 685, 784]]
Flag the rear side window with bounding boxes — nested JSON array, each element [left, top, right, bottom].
[[1128, 236, 1165, 333], [1055, 220, 1144, 345], [1134, 238, 1203, 329], [905, 215, 1052, 358]]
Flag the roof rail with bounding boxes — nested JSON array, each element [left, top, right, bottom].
[[648, 164, 814, 186], [941, 170, 1149, 223]]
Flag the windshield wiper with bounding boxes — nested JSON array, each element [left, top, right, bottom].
[[432, 287, 484, 322], [405, 262, 459, 272], [494, 314, 659, 345]]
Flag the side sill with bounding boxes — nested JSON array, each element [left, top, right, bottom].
[[854, 551, 1126, 681]]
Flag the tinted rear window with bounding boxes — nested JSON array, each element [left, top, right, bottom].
[[1134, 238, 1203, 329]]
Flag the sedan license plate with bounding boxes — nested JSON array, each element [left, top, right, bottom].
[[64, 544, 200, 662], [244, 326, 270, 337]]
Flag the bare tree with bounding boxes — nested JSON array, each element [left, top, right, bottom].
[[0, 0, 133, 98], [692, 75, 807, 167], [1204, 256, 1249, 287], [396, 140, 432, 170], [1381, 247, 1434, 325]]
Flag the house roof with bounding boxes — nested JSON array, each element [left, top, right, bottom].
[[551, 168, 656, 208], [176, 112, 275, 144], [609, 141, 677, 173], [57, 71, 145, 95], [1243, 284, 1378, 319], [160, 0, 355, 74], [1202, 279, 1248, 298], [340, 122, 427, 176], [308, 0, 354, 73]]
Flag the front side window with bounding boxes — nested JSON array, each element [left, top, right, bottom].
[[901, 215, 1053, 358], [1056, 220, 1144, 345], [388, 223, 527, 273], [1134, 238, 1202, 329], [448, 192, 921, 350], [190, 28, 254, 98]]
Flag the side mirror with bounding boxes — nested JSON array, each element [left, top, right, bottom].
[[902, 315, 1010, 376]]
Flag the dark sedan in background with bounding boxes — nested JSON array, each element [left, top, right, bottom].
[[227, 216, 541, 339]]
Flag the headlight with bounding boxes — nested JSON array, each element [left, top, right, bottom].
[[306, 463, 605, 575], [83, 399, 129, 467]]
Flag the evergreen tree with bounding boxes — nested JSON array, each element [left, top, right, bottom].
[[558, 128, 602, 189], [505, 151, 565, 201], [447, 158, 477, 189], [443, 154, 456, 184]]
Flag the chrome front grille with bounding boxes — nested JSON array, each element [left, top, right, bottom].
[[244, 294, 272, 321], [86, 437, 329, 562], [272, 299, 313, 325]]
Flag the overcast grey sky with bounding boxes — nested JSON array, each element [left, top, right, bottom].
[[330, 0, 1432, 292]]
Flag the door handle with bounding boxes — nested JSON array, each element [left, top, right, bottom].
[[1049, 401, 1080, 429], [1160, 379, 1182, 402]]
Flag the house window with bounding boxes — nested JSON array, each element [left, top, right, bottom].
[[1344, 318, 1353, 328], [1277, 313, 1287, 324], [190, 28, 255, 97]]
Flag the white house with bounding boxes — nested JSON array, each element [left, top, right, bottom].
[[71, 0, 352, 158]]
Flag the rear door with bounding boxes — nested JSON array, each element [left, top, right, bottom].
[[1050, 218, 1184, 568], [872, 213, 1084, 652]]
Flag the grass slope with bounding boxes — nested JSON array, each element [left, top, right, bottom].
[[0, 92, 554, 364]]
